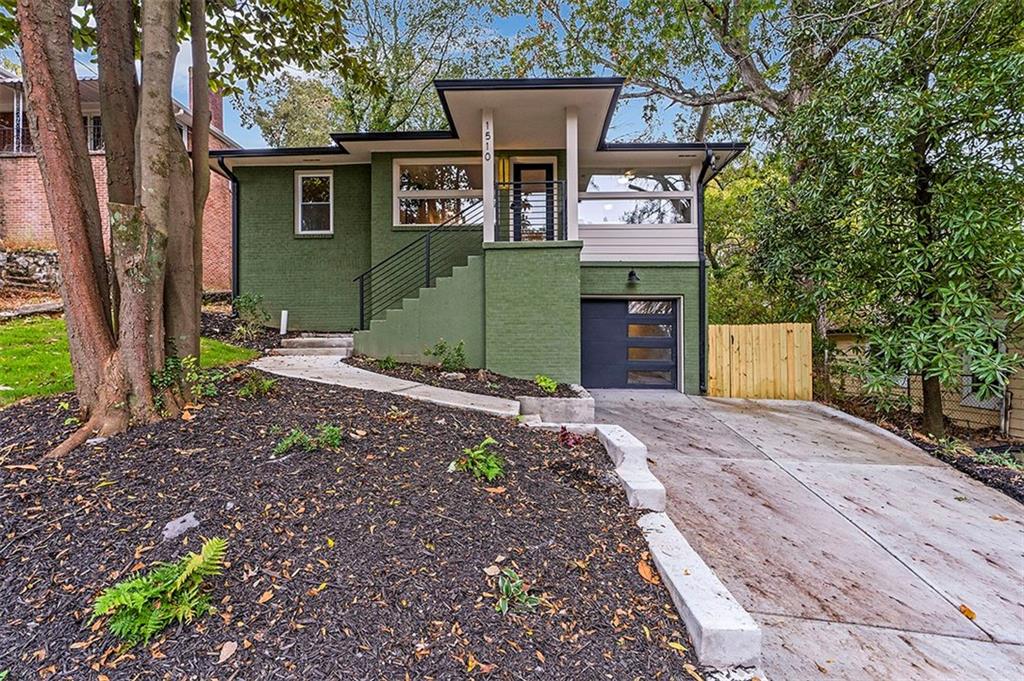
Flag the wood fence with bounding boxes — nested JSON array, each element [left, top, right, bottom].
[[707, 323, 813, 400]]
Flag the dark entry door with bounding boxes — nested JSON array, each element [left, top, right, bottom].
[[581, 299, 678, 389], [512, 163, 555, 241]]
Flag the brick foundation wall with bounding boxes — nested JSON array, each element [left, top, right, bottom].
[[0, 140, 234, 291]]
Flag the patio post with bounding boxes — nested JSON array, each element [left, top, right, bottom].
[[482, 108, 495, 242], [565, 106, 579, 240]]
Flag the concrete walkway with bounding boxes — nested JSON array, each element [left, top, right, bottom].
[[251, 355, 520, 417], [594, 390, 1024, 680]]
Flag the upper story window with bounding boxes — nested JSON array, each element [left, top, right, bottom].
[[394, 159, 482, 226], [83, 115, 103, 152], [578, 168, 694, 225], [294, 170, 333, 235]]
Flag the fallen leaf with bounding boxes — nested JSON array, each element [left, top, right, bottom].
[[535, 650, 545, 663], [218, 640, 238, 663], [815, 662, 829, 673], [990, 514, 1009, 522], [483, 486, 506, 494], [637, 560, 659, 585], [668, 641, 687, 655], [181, 410, 194, 421], [683, 663, 703, 680], [258, 589, 274, 604], [483, 565, 500, 577], [69, 640, 92, 650], [4, 463, 38, 471], [959, 604, 976, 620]]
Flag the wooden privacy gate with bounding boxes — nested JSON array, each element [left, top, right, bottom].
[[707, 323, 813, 400]]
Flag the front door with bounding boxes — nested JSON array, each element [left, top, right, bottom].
[[512, 163, 555, 241]]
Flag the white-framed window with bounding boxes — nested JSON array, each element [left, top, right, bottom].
[[393, 158, 482, 226], [294, 170, 333, 235], [578, 167, 695, 225]]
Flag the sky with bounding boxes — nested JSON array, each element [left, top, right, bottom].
[[0, 12, 659, 151]]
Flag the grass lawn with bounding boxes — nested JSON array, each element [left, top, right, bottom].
[[0, 315, 259, 406]]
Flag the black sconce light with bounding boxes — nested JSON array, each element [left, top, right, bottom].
[[627, 269, 640, 284]]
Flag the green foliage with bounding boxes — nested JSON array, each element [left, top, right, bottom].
[[273, 428, 316, 457], [450, 436, 504, 482], [232, 293, 270, 342], [424, 338, 467, 372], [237, 371, 278, 399], [273, 423, 345, 456], [974, 450, 1024, 472], [534, 374, 558, 395], [91, 537, 227, 646], [377, 355, 398, 371], [151, 355, 223, 411], [494, 568, 539, 615], [753, 1, 1024, 429]]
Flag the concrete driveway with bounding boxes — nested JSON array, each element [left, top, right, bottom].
[[594, 391, 1024, 680]]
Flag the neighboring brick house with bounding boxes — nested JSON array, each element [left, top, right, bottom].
[[0, 68, 238, 291]]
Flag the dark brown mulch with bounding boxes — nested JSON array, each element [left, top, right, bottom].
[[0, 376, 699, 679], [200, 310, 283, 352], [826, 396, 1024, 504], [346, 355, 577, 399]]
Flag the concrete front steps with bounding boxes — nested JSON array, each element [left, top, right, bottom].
[[270, 333, 353, 357]]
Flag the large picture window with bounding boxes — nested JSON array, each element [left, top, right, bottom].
[[578, 168, 694, 225], [294, 170, 333, 235], [394, 159, 482, 226]]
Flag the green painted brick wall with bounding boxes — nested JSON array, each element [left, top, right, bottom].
[[354, 255, 486, 366], [236, 164, 371, 331], [580, 263, 703, 394], [484, 241, 582, 384]]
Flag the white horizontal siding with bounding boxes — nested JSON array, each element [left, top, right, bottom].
[[579, 223, 699, 262]]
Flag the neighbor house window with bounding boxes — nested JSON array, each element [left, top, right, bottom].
[[578, 168, 694, 225], [294, 170, 333, 235], [394, 159, 482, 226]]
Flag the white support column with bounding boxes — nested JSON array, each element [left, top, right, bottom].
[[565, 106, 579, 240], [481, 108, 495, 242]]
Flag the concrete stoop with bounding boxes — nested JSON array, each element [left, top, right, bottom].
[[270, 334, 353, 357]]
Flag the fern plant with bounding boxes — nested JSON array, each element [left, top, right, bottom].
[[92, 537, 228, 646]]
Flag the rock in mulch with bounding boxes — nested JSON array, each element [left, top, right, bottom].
[[0, 375, 699, 678], [346, 355, 578, 399]]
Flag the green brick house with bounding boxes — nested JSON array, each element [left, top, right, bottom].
[[211, 78, 744, 393]]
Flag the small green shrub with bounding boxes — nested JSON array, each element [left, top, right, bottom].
[[315, 423, 345, 449], [534, 374, 558, 395], [424, 338, 467, 372], [450, 436, 504, 481], [232, 293, 270, 342], [377, 355, 398, 370], [238, 371, 278, 399], [494, 568, 539, 615], [151, 355, 221, 411], [273, 428, 316, 457], [91, 537, 227, 646], [974, 450, 1024, 471]]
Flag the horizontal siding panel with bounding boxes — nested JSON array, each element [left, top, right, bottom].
[[580, 223, 698, 262]]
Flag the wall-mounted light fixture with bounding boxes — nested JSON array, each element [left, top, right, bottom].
[[627, 270, 640, 284]]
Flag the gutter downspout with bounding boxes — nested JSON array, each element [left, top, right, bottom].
[[696, 146, 715, 395], [217, 157, 241, 306]]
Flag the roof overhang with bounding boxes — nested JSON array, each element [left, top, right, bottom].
[[216, 77, 747, 173]]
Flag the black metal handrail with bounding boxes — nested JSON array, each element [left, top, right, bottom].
[[353, 200, 484, 329], [495, 180, 566, 242]]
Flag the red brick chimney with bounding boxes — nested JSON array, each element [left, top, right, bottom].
[[188, 66, 224, 132]]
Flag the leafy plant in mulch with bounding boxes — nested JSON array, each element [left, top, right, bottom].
[[494, 568, 539, 615], [151, 355, 225, 412], [273, 422, 346, 457], [450, 436, 504, 481], [237, 371, 278, 399], [558, 426, 585, 449], [534, 374, 558, 395], [424, 338, 467, 372], [315, 423, 345, 449], [231, 293, 271, 343], [376, 355, 398, 370], [91, 537, 227, 646]]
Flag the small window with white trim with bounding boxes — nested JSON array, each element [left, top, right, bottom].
[[578, 167, 695, 225], [393, 158, 482, 226], [295, 170, 333, 235]]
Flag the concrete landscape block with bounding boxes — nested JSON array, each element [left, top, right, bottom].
[[594, 423, 666, 511], [638, 512, 762, 669]]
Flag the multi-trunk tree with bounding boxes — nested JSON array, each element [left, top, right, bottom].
[[4, 0, 366, 455], [752, 0, 1024, 435]]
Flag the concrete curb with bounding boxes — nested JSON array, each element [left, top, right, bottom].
[[638, 513, 762, 669], [594, 424, 666, 512], [805, 401, 925, 454], [516, 384, 595, 423]]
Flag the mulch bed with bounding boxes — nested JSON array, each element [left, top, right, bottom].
[[200, 311, 283, 352], [346, 355, 577, 399], [0, 375, 699, 678], [826, 395, 1024, 504]]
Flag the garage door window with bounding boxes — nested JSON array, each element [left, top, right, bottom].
[[628, 347, 672, 361], [628, 323, 672, 338]]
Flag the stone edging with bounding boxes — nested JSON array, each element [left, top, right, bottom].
[[516, 384, 595, 427]]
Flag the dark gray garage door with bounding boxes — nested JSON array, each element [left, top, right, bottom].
[[581, 299, 678, 389]]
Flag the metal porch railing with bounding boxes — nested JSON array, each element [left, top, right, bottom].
[[495, 180, 566, 242]]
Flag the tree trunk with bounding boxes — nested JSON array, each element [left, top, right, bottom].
[[17, 0, 117, 414], [190, 0, 212, 348], [921, 375, 945, 438]]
